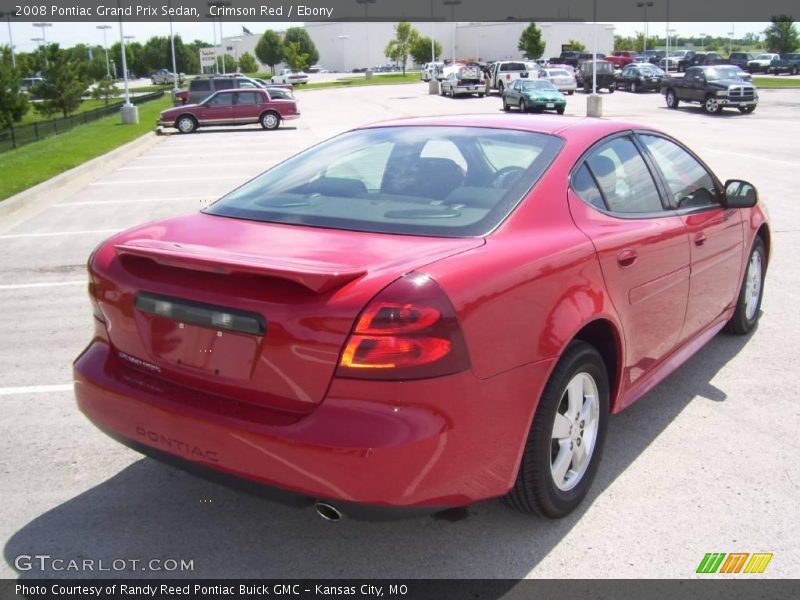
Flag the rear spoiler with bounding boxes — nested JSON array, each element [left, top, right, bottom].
[[114, 239, 366, 294]]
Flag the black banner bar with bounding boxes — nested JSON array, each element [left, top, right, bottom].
[[1, 0, 799, 22], [2, 580, 800, 600]]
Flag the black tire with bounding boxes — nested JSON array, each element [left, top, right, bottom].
[[518, 99, 526, 112], [557, 107, 565, 115], [631, 81, 639, 93], [608, 85, 615, 93], [502, 97, 510, 111], [739, 105, 756, 114], [175, 115, 197, 134], [260, 111, 280, 130], [503, 341, 609, 518], [665, 89, 679, 109], [792, 66, 798, 76], [725, 237, 766, 335], [567, 90, 574, 95], [478, 93, 485, 98], [704, 94, 722, 114], [498, 81, 505, 95]]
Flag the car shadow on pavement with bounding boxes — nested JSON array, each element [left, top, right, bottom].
[[3, 329, 755, 580]]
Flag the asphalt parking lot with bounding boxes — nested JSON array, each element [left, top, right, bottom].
[[1, 82, 799, 579]]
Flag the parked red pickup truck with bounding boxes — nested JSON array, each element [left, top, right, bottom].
[[606, 51, 638, 68]]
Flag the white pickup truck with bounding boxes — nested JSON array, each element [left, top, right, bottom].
[[271, 69, 309, 85], [485, 61, 535, 95]]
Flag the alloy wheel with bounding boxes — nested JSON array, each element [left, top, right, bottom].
[[745, 250, 763, 321]]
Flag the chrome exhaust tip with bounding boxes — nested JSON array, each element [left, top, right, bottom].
[[314, 501, 344, 522]]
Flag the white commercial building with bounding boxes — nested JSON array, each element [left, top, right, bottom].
[[214, 22, 615, 74]]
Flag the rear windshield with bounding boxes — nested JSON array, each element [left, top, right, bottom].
[[500, 62, 527, 71], [205, 126, 563, 237]]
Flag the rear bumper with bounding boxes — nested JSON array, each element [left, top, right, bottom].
[[281, 113, 301, 120], [74, 337, 554, 510]]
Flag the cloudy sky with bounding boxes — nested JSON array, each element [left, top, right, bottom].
[[5, 21, 771, 53]]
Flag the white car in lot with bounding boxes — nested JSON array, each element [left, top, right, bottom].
[[271, 69, 309, 85], [747, 53, 780, 73], [542, 68, 577, 94], [439, 65, 486, 97], [421, 62, 445, 81]]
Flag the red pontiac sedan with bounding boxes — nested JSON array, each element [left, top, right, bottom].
[[158, 88, 299, 133], [74, 115, 770, 520]]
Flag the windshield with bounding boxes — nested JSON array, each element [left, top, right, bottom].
[[637, 66, 664, 75], [205, 127, 563, 237], [756, 54, 774, 60], [521, 81, 557, 91], [705, 66, 748, 81]]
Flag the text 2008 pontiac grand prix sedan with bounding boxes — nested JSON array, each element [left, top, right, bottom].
[[74, 115, 769, 520]]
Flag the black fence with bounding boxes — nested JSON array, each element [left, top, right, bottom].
[[0, 91, 165, 154]]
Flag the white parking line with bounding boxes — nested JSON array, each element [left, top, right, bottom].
[[89, 177, 245, 185], [117, 163, 267, 171], [0, 281, 85, 290], [0, 229, 120, 240], [57, 197, 205, 207], [0, 384, 73, 396]]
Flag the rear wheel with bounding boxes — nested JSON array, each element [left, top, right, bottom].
[[502, 96, 510, 111], [630, 81, 639, 93], [739, 105, 756, 114], [175, 115, 196, 134], [725, 237, 766, 335], [665, 89, 679, 109], [260, 111, 280, 130], [518, 99, 526, 112], [503, 341, 609, 518]]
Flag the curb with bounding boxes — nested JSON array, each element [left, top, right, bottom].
[[0, 130, 164, 226]]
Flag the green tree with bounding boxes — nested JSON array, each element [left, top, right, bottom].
[[283, 27, 319, 67], [283, 42, 309, 72], [222, 54, 237, 73], [410, 36, 442, 65], [34, 47, 89, 118], [518, 23, 545, 59], [384, 21, 419, 74], [614, 35, 635, 51], [764, 16, 800, 54], [0, 48, 29, 128], [563, 40, 586, 52], [91, 76, 119, 106], [634, 33, 659, 52], [255, 30, 284, 74], [237, 52, 258, 73]]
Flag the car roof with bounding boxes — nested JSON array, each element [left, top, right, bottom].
[[359, 114, 650, 139]]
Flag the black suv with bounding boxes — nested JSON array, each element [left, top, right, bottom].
[[729, 52, 756, 70], [576, 60, 616, 93], [174, 76, 262, 105]]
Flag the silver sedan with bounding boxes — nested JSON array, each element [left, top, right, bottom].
[[542, 68, 577, 95]]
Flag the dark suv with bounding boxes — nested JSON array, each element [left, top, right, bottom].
[[729, 52, 756, 70], [175, 76, 262, 105], [576, 60, 616, 93]]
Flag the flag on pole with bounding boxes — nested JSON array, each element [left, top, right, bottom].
[[243, 26, 253, 35]]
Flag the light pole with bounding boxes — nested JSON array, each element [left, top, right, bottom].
[[443, 1, 461, 62], [666, 28, 676, 71], [355, 0, 376, 74], [429, 0, 435, 63], [96, 25, 111, 78], [337, 34, 350, 72], [636, 1, 653, 53], [698, 32, 705, 51], [167, 0, 179, 96], [117, 6, 138, 124], [728, 24, 735, 55], [32, 22, 51, 67], [207, 2, 231, 75], [1, 11, 16, 68]]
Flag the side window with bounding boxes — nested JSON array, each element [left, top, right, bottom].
[[190, 79, 211, 91], [208, 92, 234, 106], [236, 80, 258, 88], [639, 135, 719, 209], [214, 79, 235, 90], [585, 136, 664, 213], [571, 164, 606, 210], [236, 92, 260, 105], [420, 138, 468, 172]]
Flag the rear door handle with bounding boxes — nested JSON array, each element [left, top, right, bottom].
[[694, 233, 708, 246], [617, 249, 638, 267]]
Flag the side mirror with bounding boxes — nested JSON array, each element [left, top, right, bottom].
[[724, 179, 758, 208]]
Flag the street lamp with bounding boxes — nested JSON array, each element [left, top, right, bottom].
[[1, 11, 16, 68], [356, 0, 376, 74], [666, 28, 676, 72], [698, 32, 705, 51], [443, 0, 461, 62], [728, 24, 735, 55], [97, 25, 111, 78], [636, 1, 654, 53], [167, 0, 180, 96], [117, 4, 138, 125], [208, 2, 231, 75], [32, 22, 51, 67]]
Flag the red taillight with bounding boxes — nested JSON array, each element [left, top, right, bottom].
[[336, 273, 470, 380]]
